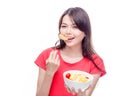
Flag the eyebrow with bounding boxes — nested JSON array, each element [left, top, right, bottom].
[[61, 23, 67, 25], [61, 23, 76, 25]]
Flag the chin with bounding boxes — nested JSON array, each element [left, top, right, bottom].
[[66, 44, 74, 47]]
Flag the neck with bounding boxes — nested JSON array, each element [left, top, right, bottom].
[[61, 46, 83, 58], [60, 46, 83, 63]]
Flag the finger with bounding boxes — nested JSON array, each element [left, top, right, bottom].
[[84, 85, 91, 92], [64, 84, 71, 93], [67, 87, 71, 93], [78, 89, 82, 94], [49, 51, 55, 59], [78, 89, 85, 96], [71, 87, 76, 95], [46, 59, 48, 65], [52, 50, 58, 59], [54, 54, 60, 64]]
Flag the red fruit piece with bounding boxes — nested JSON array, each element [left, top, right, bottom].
[[66, 73, 71, 79]]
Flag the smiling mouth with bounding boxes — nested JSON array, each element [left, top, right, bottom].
[[68, 37, 75, 40]]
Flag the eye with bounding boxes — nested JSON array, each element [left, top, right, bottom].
[[73, 25, 78, 29], [61, 25, 67, 28]]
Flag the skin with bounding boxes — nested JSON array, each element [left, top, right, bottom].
[[36, 50, 60, 96], [36, 15, 100, 96]]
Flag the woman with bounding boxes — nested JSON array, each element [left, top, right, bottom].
[[35, 7, 106, 96]]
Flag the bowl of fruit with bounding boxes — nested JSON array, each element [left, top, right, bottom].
[[63, 70, 94, 92]]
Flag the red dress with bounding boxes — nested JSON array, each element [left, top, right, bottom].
[[34, 48, 106, 96]]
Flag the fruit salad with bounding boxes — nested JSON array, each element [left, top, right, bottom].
[[65, 73, 89, 82]]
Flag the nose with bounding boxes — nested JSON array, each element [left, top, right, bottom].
[[66, 27, 71, 34]]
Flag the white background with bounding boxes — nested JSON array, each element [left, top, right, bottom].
[[0, 0, 120, 96]]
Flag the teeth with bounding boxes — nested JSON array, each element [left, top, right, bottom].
[[68, 37, 74, 40], [58, 34, 68, 40]]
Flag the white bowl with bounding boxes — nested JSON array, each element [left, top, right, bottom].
[[63, 70, 94, 92]]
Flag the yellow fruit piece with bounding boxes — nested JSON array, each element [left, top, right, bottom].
[[69, 74, 79, 80], [79, 75, 88, 82], [69, 73, 89, 82], [58, 34, 68, 40]]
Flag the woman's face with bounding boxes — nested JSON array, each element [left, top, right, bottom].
[[60, 15, 85, 48]]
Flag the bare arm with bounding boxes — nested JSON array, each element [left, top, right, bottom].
[[36, 50, 60, 96], [36, 68, 54, 96], [85, 74, 100, 96]]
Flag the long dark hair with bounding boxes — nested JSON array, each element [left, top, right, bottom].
[[55, 7, 104, 72]]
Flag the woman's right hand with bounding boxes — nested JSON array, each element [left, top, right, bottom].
[[46, 50, 60, 75]]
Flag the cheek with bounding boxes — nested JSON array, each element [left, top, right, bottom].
[[76, 31, 85, 36], [60, 29, 66, 34], [77, 32, 86, 40]]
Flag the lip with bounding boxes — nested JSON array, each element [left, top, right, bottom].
[[65, 37, 75, 42], [67, 37, 75, 40]]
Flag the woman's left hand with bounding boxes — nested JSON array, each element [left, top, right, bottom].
[[77, 89, 86, 96], [65, 84, 91, 96], [65, 85, 76, 95]]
